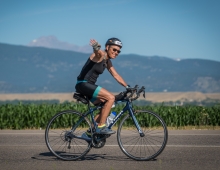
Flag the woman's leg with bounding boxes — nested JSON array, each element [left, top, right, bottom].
[[94, 111, 101, 123], [92, 88, 115, 126], [76, 82, 114, 128]]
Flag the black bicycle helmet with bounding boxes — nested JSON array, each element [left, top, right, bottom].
[[105, 37, 122, 48]]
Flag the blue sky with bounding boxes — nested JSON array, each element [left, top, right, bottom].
[[0, 0, 220, 61]]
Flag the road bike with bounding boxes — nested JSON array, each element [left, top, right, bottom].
[[45, 85, 168, 161]]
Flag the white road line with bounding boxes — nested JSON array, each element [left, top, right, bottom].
[[0, 133, 45, 135], [168, 134, 220, 136], [166, 145, 220, 148], [0, 133, 220, 136], [0, 145, 219, 147]]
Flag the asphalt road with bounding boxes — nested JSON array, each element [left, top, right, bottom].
[[0, 130, 220, 170]]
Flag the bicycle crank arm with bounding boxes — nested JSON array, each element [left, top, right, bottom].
[[93, 134, 111, 142]]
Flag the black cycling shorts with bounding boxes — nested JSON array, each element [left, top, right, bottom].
[[75, 81, 102, 102]]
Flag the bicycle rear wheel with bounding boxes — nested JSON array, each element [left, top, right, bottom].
[[45, 110, 92, 161], [117, 110, 168, 161]]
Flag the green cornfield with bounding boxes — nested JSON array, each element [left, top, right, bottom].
[[0, 102, 220, 129]]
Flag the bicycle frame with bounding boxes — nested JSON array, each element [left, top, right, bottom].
[[46, 86, 168, 161], [72, 99, 144, 136]]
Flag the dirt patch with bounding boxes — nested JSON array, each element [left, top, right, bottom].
[[138, 92, 209, 102], [0, 92, 220, 103]]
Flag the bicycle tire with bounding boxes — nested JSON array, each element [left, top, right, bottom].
[[45, 110, 92, 161], [117, 110, 168, 161]]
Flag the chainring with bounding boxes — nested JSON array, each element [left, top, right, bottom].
[[91, 134, 107, 148]]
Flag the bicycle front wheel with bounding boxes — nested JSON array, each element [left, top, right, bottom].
[[117, 110, 168, 161], [45, 110, 92, 161]]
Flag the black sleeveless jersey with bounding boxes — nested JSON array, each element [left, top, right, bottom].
[[77, 58, 108, 84]]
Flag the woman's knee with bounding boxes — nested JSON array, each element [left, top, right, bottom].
[[102, 93, 115, 103], [108, 94, 115, 102]]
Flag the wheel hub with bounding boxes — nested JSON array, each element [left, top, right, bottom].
[[140, 133, 145, 137], [61, 130, 73, 142]]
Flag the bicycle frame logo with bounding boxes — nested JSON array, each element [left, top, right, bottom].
[[108, 102, 143, 134]]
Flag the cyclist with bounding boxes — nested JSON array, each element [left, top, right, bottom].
[[75, 38, 130, 135]]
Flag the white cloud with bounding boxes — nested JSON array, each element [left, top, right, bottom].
[[103, 80, 113, 84], [27, 35, 92, 53]]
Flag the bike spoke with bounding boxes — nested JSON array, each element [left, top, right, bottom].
[[45, 110, 91, 160], [117, 110, 168, 160]]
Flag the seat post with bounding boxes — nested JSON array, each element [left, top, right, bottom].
[[86, 96, 90, 110]]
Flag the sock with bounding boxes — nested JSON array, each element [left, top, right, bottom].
[[98, 124, 106, 128]]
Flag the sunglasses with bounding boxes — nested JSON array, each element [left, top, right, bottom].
[[111, 48, 121, 54]]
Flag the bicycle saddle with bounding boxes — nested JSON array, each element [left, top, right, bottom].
[[73, 93, 89, 104]]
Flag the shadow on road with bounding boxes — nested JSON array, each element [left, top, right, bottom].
[[31, 152, 157, 162], [31, 152, 58, 161], [81, 154, 157, 162]]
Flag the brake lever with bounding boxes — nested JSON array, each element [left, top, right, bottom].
[[137, 86, 146, 98], [134, 85, 139, 89]]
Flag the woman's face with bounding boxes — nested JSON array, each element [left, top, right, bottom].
[[106, 45, 121, 59]]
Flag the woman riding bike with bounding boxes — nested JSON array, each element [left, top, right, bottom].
[[75, 37, 129, 134]]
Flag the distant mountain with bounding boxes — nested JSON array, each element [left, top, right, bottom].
[[27, 35, 92, 53], [0, 43, 220, 93]]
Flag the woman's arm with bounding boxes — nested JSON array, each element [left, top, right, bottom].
[[107, 59, 128, 87]]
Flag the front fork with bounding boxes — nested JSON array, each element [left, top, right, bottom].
[[127, 102, 145, 137]]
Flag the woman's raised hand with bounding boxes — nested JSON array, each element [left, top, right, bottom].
[[90, 39, 101, 51], [90, 39, 98, 47]]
